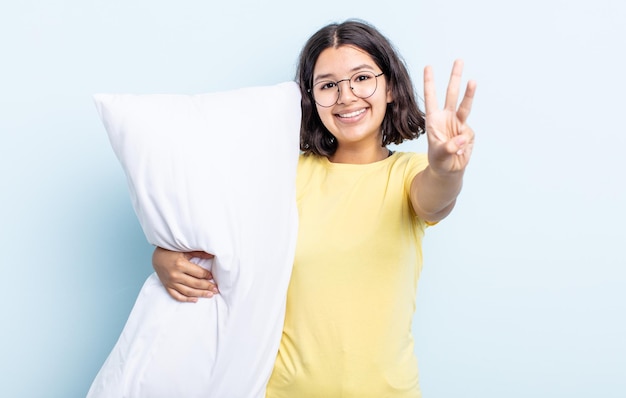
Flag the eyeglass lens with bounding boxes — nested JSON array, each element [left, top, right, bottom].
[[312, 71, 379, 107]]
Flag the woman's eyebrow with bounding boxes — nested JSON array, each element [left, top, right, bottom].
[[313, 64, 376, 84]]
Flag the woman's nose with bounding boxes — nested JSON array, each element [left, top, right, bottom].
[[336, 80, 358, 104]]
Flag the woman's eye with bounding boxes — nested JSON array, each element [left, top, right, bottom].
[[320, 82, 336, 90]]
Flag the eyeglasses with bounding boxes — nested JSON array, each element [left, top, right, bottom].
[[309, 71, 384, 107]]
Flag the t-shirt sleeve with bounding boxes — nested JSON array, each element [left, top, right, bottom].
[[402, 152, 438, 227], [403, 152, 429, 193]]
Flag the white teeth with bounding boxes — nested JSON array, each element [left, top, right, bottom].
[[338, 109, 366, 118]]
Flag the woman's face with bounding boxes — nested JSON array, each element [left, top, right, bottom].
[[312, 45, 392, 150]]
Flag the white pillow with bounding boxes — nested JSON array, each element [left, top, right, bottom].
[[87, 82, 301, 398]]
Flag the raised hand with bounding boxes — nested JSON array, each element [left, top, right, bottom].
[[423, 59, 476, 175]]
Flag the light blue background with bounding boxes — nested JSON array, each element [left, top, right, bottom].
[[1, 0, 624, 397]]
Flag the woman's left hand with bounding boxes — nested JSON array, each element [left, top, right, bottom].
[[423, 59, 477, 175]]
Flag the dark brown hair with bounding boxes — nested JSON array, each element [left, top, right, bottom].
[[297, 19, 426, 156]]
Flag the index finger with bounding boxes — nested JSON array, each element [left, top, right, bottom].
[[457, 79, 477, 123]]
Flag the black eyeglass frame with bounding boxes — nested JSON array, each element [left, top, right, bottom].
[[307, 71, 385, 108]]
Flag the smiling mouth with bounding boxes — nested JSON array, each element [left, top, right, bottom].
[[337, 108, 366, 118]]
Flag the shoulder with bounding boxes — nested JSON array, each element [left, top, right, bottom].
[[386, 152, 428, 196], [389, 152, 428, 179], [297, 152, 325, 170], [296, 153, 325, 188], [391, 151, 428, 167]]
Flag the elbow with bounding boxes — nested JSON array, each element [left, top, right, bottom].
[[414, 199, 457, 224]]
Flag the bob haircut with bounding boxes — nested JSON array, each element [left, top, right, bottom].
[[297, 19, 426, 157]]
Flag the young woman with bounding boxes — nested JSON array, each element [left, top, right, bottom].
[[153, 19, 476, 397]]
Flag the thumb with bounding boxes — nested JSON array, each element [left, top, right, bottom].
[[446, 135, 467, 155]]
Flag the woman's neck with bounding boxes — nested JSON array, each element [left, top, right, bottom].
[[329, 144, 390, 164]]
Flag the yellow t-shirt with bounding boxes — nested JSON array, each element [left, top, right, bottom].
[[267, 152, 430, 398]]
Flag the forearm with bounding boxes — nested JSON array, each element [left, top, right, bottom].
[[410, 166, 464, 223]]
